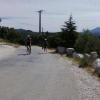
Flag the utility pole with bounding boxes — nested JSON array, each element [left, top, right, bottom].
[[0, 18, 1, 23], [42, 27, 44, 35], [38, 10, 43, 34], [0, 18, 2, 26]]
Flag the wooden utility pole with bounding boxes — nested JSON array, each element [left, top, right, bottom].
[[38, 10, 43, 34]]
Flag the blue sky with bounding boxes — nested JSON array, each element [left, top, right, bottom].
[[0, 0, 100, 32]]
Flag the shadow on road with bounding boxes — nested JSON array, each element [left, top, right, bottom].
[[48, 51, 57, 54], [38, 53, 48, 55], [18, 53, 29, 56], [38, 50, 57, 55]]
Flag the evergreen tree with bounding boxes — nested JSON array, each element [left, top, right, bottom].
[[61, 15, 77, 47]]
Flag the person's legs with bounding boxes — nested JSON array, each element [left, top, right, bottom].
[[29, 45, 31, 54], [27, 46, 29, 54], [45, 46, 47, 53], [42, 43, 44, 50], [43, 47, 45, 52], [26, 45, 28, 52], [26, 45, 31, 55], [44, 46, 47, 53], [44, 48, 46, 52]]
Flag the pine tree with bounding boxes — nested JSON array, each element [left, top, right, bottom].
[[61, 15, 77, 47]]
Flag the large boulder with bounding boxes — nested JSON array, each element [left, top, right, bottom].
[[56, 46, 66, 54], [66, 48, 75, 56], [90, 52, 98, 60], [84, 53, 91, 59], [93, 58, 100, 68], [93, 58, 100, 76], [73, 52, 84, 59]]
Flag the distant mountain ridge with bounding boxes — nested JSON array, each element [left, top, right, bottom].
[[90, 27, 100, 36], [16, 29, 38, 34]]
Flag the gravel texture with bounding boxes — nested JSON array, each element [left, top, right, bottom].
[[0, 45, 16, 60], [67, 59, 100, 100]]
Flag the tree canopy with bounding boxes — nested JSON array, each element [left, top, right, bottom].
[[60, 15, 78, 47]]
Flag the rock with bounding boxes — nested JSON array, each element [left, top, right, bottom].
[[73, 52, 84, 59], [93, 59, 100, 68], [66, 48, 75, 56], [90, 52, 98, 60], [56, 46, 66, 54], [84, 53, 91, 59], [84, 53, 91, 64], [93, 58, 100, 76]]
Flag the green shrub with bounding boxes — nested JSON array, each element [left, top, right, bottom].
[[75, 30, 100, 54], [79, 58, 89, 68]]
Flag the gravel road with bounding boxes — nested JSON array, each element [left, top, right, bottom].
[[0, 46, 80, 100]]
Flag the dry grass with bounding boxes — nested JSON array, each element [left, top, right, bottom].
[[0, 38, 20, 48]]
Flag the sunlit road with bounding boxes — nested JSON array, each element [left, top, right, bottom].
[[0, 46, 80, 100]]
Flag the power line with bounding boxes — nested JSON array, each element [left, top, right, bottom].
[[43, 11, 67, 16]]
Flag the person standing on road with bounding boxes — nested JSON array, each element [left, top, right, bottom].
[[25, 35, 32, 55], [42, 38, 48, 53]]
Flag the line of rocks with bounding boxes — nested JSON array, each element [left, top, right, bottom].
[[56, 46, 100, 76]]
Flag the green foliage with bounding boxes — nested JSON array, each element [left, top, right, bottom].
[[0, 26, 20, 43], [0, 26, 39, 45], [61, 15, 76, 32], [75, 30, 100, 54], [0, 26, 60, 47], [47, 35, 64, 48], [79, 57, 89, 68], [61, 15, 78, 47]]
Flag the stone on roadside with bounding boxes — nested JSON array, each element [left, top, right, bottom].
[[66, 48, 75, 56], [93, 58, 100, 76], [93, 59, 100, 68], [90, 52, 98, 60], [56, 46, 66, 54], [73, 52, 84, 59], [84, 53, 91, 59]]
